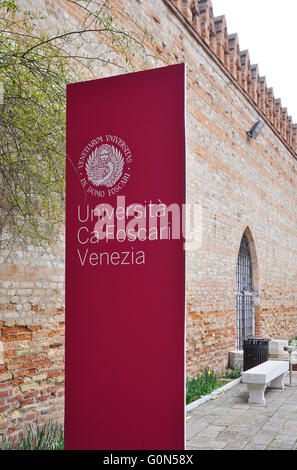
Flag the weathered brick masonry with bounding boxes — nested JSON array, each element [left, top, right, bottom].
[[0, 239, 65, 436], [0, 0, 297, 437]]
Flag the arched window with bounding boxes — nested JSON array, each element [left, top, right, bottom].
[[236, 233, 254, 349]]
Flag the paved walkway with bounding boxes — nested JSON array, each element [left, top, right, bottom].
[[186, 371, 297, 450]]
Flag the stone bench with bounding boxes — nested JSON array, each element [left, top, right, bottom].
[[241, 360, 289, 405]]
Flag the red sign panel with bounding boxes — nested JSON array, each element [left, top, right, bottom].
[[65, 64, 186, 450]]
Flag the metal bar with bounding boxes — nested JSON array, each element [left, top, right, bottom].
[[236, 235, 254, 349]]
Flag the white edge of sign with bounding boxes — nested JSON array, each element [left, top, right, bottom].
[[183, 61, 187, 451]]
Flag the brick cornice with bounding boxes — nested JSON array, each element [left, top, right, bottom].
[[163, 0, 297, 159]]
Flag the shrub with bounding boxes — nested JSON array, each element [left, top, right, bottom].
[[288, 336, 297, 346]]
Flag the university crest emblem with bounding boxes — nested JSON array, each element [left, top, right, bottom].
[[78, 135, 133, 198]]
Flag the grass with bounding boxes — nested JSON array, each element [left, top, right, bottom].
[[186, 366, 242, 405], [186, 368, 225, 405], [0, 420, 64, 450]]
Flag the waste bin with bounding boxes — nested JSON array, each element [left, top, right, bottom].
[[243, 337, 270, 371]]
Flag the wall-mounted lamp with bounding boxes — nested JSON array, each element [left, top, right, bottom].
[[247, 120, 264, 139]]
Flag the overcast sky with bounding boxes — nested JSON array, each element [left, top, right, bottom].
[[211, 0, 297, 122]]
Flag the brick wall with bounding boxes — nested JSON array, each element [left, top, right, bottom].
[[160, 0, 297, 375], [1, 0, 297, 437], [0, 237, 65, 438]]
